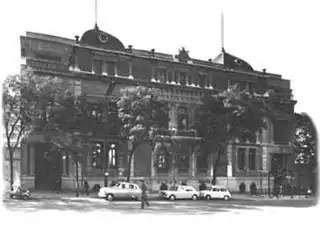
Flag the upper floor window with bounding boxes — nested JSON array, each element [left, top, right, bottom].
[[179, 72, 187, 86], [93, 59, 102, 75], [248, 148, 256, 170], [274, 120, 289, 144], [237, 148, 246, 170], [157, 69, 166, 83], [178, 107, 188, 130]]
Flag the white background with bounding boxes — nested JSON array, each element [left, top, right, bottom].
[[0, 0, 319, 226]]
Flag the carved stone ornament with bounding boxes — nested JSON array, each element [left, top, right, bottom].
[[98, 32, 108, 44], [175, 47, 190, 63]]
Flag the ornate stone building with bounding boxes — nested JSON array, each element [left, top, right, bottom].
[[19, 24, 296, 192]]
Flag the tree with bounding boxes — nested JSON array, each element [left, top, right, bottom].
[[45, 94, 103, 197], [294, 113, 316, 165], [195, 84, 272, 185], [117, 86, 169, 181], [2, 72, 62, 190]]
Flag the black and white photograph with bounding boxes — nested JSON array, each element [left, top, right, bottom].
[[1, 0, 319, 227]]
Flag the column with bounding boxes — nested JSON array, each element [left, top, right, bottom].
[[128, 60, 133, 79], [245, 148, 249, 171], [130, 155, 134, 178], [62, 154, 66, 176], [261, 117, 269, 143], [209, 154, 214, 177], [74, 53, 80, 71], [191, 151, 196, 177], [150, 142, 158, 177], [114, 62, 118, 77], [227, 144, 233, 177], [102, 61, 108, 76], [30, 145, 35, 175], [91, 59, 95, 74], [270, 121, 274, 144], [261, 146, 269, 172]]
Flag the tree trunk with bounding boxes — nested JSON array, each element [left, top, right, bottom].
[[9, 147, 14, 190], [126, 151, 134, 182], [211, 144, 222, 185], [75, 160, 79, 197]]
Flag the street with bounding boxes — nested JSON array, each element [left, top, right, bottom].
[[2, 195, 317, 215]]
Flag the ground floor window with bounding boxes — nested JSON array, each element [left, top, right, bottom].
[[156, 149, 169, 173], [92, 142, 104, 169], [197, 155, 208, 173], [108, 143, 117, 168], [178, 155, 189, 173]]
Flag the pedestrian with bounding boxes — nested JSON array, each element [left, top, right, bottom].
[[140, 178, 150, 209], [84, 179, 90, 196]]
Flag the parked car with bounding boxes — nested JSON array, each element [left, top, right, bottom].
[[98, 182, 142, 201], [160, 185, 199, 200], [200, 185, 231, 200], [9, 186, 31, 200]]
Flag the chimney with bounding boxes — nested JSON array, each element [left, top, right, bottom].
[[128, 45, 133, 52], [262, 68, 266, 73], [208, 58, 212, 62]]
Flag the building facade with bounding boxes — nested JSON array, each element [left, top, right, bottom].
[[18, 24, 296, 192]]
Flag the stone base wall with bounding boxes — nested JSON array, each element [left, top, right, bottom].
[[20, 175, 275, 193]]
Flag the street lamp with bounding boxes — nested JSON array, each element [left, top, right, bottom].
[[104, 172, 109, 187]]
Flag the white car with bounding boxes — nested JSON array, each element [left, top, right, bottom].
[[160, 185, 199, 200], [98, 182, 142, 201], [200, 185, 231, 200]]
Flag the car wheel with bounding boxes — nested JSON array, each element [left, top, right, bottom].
[[223, 195, 230, 201], [169, 195, 176, 201], [9, 194, 13, 198], [106, 194, 114, 201], [23, 195, 30, 200], [205, 195, 211, 200], [192, 195, 198, 200]]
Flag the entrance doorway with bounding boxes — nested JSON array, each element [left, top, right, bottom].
[[34, 143, 62, 190]]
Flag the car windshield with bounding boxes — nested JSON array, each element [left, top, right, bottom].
[[111, 183, 120, 187], [169, 186, 178, 191]]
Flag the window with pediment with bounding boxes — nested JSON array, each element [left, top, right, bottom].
[[178, 107, 188, 130]]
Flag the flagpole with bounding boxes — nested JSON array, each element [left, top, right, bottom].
[[95, 0, 98, 28], [221, 12, 224, 52]]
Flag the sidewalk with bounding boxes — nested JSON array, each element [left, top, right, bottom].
[[21, 191, 316, 201]]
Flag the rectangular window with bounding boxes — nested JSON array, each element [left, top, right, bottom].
[[108, 143, 117, 168], [237, 148, 246, 170], [107, 62, 115, 75], [167, 71, 173, 83], [178, 155, 190, 173], [157, 69, 166, 83], [93, 59, 102, 75], [274, 120, 289, 144], [198, 74, 206, 88], [197, 155, 207, 173], [92, 142, 104, 169], [174, 72, 180, 84], [248, 148, 256, 170], [180, 72, 187, 86]]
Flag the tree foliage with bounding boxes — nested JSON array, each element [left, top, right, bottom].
[[294, 113, 317, 165], [2, 72, 63, 189], [117, 86, 169, 181], [194, 84, 272, 184]]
